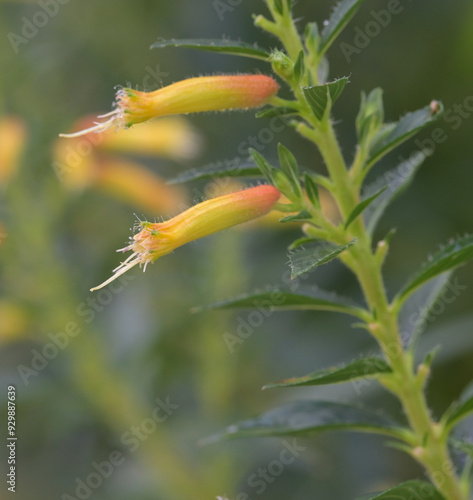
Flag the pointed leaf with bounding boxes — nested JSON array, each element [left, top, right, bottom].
[[344, 187, 388, 230], [398, 272, 453, 347], [249, 148, 276, 183], [356, 480, 445, 500], [278, 143, 302, 197], [264, 357, 391, 389], [363, 152, 426, 234], [289, 237, 319, 251], [289, 239, 356, 278], [304, 174, 320, 207], [302, 77, 349, 120], [367, 101, 443, 169], [320, 0, 366, 55], [445, 381, 473, 431], [167, 160, 260, 184], [293, 50, 305, 83], [192, 284, 363, 318], [151, 38, 270, 60], [279, 210, 312, 223], [255, 106, 299, 119], [202, 400, 401, 444], [356, 88, 384, 144], [398, 234, 473, 301]]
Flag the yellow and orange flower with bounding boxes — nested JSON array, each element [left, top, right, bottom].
[[60, 75, 279, 137], [91, 185, 281, 290]]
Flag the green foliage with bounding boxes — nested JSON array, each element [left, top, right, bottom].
[[277, 143, 302, 198], [319, 0, 366, 55], [263, 357, 391, 389], [168, 160, 260, 184], [304, 174, 320, 207], [398, 272, 453, 345], [255, 106, 298, 118], [397, 235, 473, 303], [150, 38, 270, 60], [344, 186, 387, 230], [356, 481, 446, 500], [203, 400, 401, 444], [293, 50, 305, 83], [356, 88, 384, 146], [366, 101, 443, 170], [249, 148, 277, 184], [289, 240, 356, 278], [302, 77, 349, 120], [363, 152, 426, 234], [444, 381, 473, 431], [279, 210, 312, 223], [193, 285, 364, 317]]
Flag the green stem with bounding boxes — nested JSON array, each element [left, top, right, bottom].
[[306, 120, 465, 500], [262, 7, 465, 489]]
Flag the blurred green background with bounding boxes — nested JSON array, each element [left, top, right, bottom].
[[1, 1, 473, 499]]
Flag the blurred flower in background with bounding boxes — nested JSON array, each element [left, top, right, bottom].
[[53, 116, 202, 214], [0, 115, 26, 187]]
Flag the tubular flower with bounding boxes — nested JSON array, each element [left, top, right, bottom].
[[91, 185, 281, 291], [60, 75, 279, 138]]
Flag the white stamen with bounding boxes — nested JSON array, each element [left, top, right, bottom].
[[59, 110, 121, 138], [90, 259, 140, 291], [97, 109, 119, 118]]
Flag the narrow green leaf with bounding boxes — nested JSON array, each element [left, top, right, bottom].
[[279, 210, 311, 223], [356, 480, 445, 500], [289, 237, 318, 251], [202, 400, 401, 445], [304, 22, 321, 54], [249, 148, 276, 183], [192, 285, 363, 317], [398, 234, 473, 301], [445, 381, 473, 431], [302, 77, 349, 120], [367, 101, 443, 169], [363, 152, 426, 234], [278, 143, 302, 197], [304, 174, 320, 207], [150, 38, 270, 60], [273, 0, 284, 15], [289, 239, 356, 278], [398, 272, 453, 346], [167, 160, 260, 184], [344, 187, 388, 230], [320, 0, 366, 55], [293, 50, 305, 83], [356, 88, 384, 144], [264, 358, 391, 389], [255, 106, 299, 119]]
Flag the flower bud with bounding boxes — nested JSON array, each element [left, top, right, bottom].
[[60, 75, 279, 138], [91, 185, 281, 290]]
